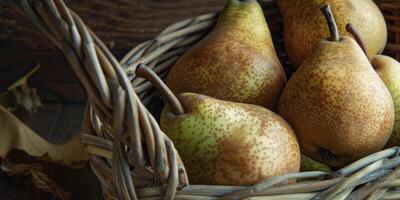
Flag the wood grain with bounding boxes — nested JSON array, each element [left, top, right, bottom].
[[0, 0, 225, 50], [0, 0, 226, 103]]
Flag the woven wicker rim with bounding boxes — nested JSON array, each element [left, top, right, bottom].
[[17, 0, 400, 199]]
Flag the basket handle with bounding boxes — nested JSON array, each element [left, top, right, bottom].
[[18, 0, 188, 199]]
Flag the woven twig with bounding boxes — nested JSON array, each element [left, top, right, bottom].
[[17, 0, 400, 199], [19, 0, 188, 199], [1, 159, 70, 200]]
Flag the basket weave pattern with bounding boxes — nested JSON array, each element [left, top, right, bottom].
[[19, 0, 400, 199]]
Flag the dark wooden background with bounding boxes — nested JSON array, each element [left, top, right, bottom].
[[0, 1, 226, 199], [2, 1, 397, 199]]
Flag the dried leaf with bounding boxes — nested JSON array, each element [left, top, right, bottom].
[[7, 64, 40, 90], [12, 85, 42, 113], [0, 106, 89, 166], [0, 64, 42, 113]]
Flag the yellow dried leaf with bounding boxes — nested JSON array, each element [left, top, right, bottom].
[[7, 64, 40, 90], [12, 85, 42, 113], [0, 64, 42, 113], [0, 106, 89, 166]]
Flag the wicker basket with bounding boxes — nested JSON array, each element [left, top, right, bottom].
[[18, 0, 400, 199]]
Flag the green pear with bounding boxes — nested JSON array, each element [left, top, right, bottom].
[[373, 56, 400, 147], [166, 0, 286, 110], [277, 0, 387, 68], [278, 5, 394, 167], [161, 93, 300, 185], [135, 65, 300, 186], [301, 154, 331, 173], [346, 23, 400, 148]]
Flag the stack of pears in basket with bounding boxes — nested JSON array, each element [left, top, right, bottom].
[[137, 0, 400, 186]]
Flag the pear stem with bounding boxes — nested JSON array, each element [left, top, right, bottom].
[[135, 64, 185, 115], [320, 4, 340, 42], [346, 23, 369, 58]]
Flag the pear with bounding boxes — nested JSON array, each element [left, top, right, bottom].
[[374, 57, 400, 147], [136, 64, 300, 186], [278, 5, 394, 167], [165, 0, 286, 110], [346, 24, 400, 148], [277, 0, 387, 68]]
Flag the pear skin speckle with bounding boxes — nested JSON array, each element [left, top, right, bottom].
[[277, 0, 387, 68], [279, 37, 394, 167], [373, 55, 400, 147], [166, 0, 286, 110], [161, 93, 300, 185]]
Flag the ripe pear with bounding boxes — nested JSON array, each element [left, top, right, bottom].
[[165, 0, 286, 110], [373, 57, 400, 147], [136, 65, 300, 186], [161, 93, 300, 185], [277, 0, 387, 68], [346, 24, 400, 148], [278, 5, 394, 167]]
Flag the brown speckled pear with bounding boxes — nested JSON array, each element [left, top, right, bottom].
[[161, 93, 300, 185], [165, 0, 286, 110], [277, 0, 387, 68], [278, 5, 394, 167], [346, 23, 400, 148], [135, 65, 300, 186]]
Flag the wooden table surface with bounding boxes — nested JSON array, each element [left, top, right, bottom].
[[1, 0, 226, 102], [0, 1, 226, 199]]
